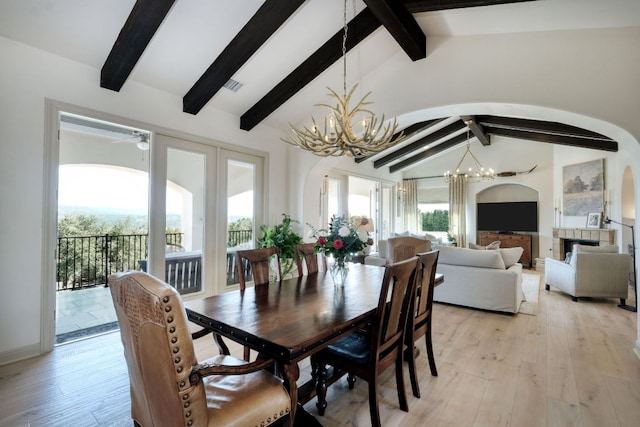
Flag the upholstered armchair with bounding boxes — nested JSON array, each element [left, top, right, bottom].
[[109, 271, 291, 427], [544, 244, 630, 303], [365, 236, 432, 266]]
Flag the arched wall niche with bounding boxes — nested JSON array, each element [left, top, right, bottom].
[[474, 183, 540, 261], [476, 183, 539, 203]]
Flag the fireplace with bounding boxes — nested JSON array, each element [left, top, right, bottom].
[[563, 238, 599, 258], [552, 227, 615, 261]]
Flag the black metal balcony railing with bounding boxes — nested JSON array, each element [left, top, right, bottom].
[[57, 230, 253, 291], [57, 233, 182, 291], [227, 229, 253, 247]]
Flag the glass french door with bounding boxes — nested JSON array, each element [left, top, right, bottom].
[[150, 135, 217, 296], [220, 151, 264, 291]]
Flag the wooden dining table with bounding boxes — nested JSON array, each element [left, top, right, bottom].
[[184, 263, 443, 425]]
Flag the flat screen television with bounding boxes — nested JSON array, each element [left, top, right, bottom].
[[476, 201, 538, 233]]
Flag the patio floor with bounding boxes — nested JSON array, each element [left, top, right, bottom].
[[55, 286, 118, 344]]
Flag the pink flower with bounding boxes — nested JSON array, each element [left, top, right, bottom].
[[360, 218, 369, 226], [318, 237, 327, 246], [333, 239, 344, 250]]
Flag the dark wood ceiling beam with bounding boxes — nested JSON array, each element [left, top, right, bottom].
[[240, 9, 382, 131], [403, 0, 537, 13], [101, 0, 176, 92], [477, 115, 614, 141], [363, 0, 426, 61], [460, 115, 490, 146], [374, 120, 466, 168], [389, 132, 468, 173], [484, 127, 618, 151], [355, 118, 444, 163], [183, 0, 306, 115]]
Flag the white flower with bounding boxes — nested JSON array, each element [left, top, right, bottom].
[[358, 230, 369, 242], [338, 226, 350, 237]]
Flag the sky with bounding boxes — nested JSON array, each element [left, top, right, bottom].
[[58, 165, 181, 214]]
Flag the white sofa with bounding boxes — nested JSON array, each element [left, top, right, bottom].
[[433, 245, 525, 313]]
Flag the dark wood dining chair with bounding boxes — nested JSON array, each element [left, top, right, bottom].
[[406, 249, 440, 398], [312, 257, 419, 427], [294, 242, 327, 276], [236, 247, 281, 360], [236, 247, 281, 291]]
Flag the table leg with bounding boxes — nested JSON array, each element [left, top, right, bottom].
[[282, 363, 300, 427]]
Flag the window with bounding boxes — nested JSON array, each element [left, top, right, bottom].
[[418, 186, 449, 240]]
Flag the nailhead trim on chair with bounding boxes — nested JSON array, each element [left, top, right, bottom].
[[161, 293, 197, 427]]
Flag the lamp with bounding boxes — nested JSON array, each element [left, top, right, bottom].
[[355, 217, 374, 232], [282, 0, 405, 157], [444, 120, 495, 183], [604, 216, 637, 312]]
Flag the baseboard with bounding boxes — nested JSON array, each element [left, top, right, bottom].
[[0, 343, 42, 366]]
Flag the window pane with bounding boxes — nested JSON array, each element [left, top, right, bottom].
[[166, 148, 205, 294], [226, 159, 255, 286]]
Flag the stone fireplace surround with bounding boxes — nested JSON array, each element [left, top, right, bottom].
[[552, 227, 616, 261]]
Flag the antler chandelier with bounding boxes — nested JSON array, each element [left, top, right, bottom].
[[444, 120, 495, 183], [282, 0, 404, 157]]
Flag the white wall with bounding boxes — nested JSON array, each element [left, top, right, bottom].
[[2, 24, 640, 362]]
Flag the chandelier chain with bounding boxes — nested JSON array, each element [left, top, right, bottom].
[[282, 0, 405, 157]]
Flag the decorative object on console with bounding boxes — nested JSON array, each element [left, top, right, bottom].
[[586, 212, 602, 229], [444, 120, 495, 183], [282, 0, 405, 157], [604, 216, 636, 312], [469, 240, 500, 250], [562, 159, 604, 216]]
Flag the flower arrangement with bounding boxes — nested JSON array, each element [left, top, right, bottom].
[[308, 215, 373, 268]]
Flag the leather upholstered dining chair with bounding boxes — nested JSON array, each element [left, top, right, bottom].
[[311, 257, 420, 427], [405, 249, 440, 398], [236, 247, 281, 291], [294, 242, 327, 276], [108, 271, 291, 427]]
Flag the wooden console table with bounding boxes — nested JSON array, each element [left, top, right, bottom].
[[479, 232, 532, 267]]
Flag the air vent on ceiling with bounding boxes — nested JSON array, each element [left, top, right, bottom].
[[223, 78, 243, 92]]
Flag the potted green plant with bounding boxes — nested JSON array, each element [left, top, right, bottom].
[[257, 213, 303, 279]]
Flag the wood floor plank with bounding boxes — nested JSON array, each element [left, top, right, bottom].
[[511, 361, 548, 427]]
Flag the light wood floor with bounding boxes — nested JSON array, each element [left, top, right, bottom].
[[1, 272, 638, 426]]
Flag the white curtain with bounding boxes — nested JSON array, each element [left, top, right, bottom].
[[449, 180, 466, 247], [403, 179, 419, 233]]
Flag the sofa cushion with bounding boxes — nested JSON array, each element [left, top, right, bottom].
[[438, 245, 506, 269], [499, 247, 524, 268], [469, 240, 500, 250]]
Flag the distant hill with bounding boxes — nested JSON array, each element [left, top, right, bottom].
[[59, 206, 181, 229]]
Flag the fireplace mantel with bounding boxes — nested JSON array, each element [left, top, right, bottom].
[[552, 227, 616, 260]]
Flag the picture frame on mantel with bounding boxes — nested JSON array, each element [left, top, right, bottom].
[[586, 212, 602, 229]]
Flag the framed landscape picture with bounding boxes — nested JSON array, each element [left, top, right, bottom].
[[562, 159, 604, 216], [586, 212, 602, 229]]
